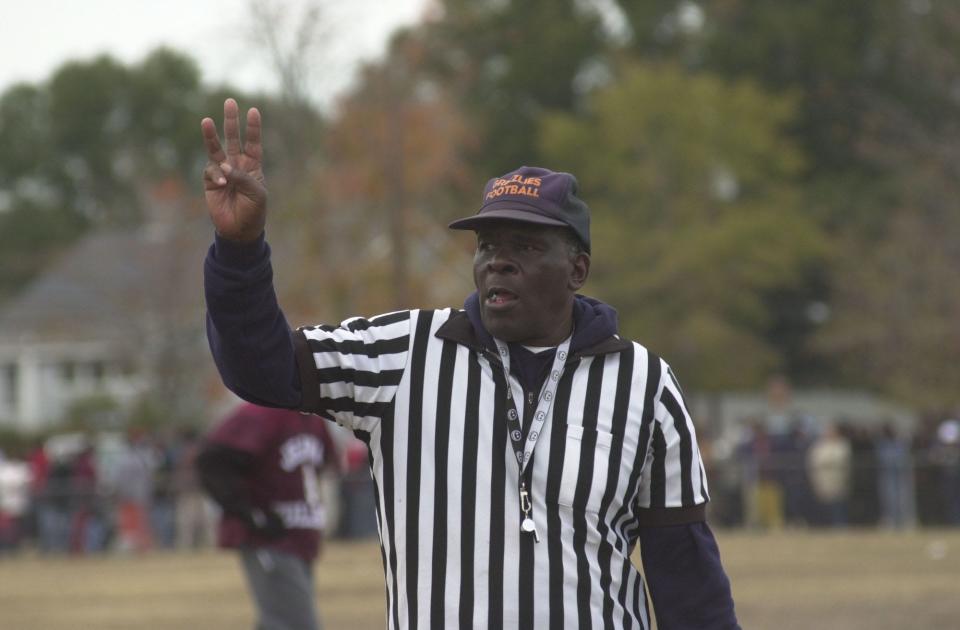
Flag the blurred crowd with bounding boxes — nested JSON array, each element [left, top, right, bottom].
[[0, 407, 958, 556], [0, 425, 377, 556], [705, 414, 960, 531]]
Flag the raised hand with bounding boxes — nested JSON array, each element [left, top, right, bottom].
[[201, 98, 268, 242]]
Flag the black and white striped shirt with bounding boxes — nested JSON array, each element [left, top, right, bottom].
[[292, 306, 709, 630]]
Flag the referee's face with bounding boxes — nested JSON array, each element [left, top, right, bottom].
[[473, 221, 589, 346]]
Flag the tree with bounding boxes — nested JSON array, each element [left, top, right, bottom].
[[813, 93, 960, 408], [247, 0, 330, 108], [0, 49, 260, 302], [541, 62, 826, 389], [402, 0, 613, 174], [285, 32, 477, 318], [815, 208, 960, 409], [44, 50, 215, 224], [610, 1, 960, 395]]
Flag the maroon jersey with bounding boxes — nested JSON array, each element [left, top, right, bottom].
[[207, 403, 337, 562]]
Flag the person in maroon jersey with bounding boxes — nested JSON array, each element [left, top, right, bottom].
[[196, 402, 338, 630]]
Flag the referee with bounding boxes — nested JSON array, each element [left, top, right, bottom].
[[201, 98, 740, 629]]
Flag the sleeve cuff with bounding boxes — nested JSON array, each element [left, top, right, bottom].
[[293, 328, 321, 413], [636, 503, 707, 527], [212, 231, 268, 269]]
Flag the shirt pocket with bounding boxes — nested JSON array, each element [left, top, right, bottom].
[[556, 424, 616, 514]]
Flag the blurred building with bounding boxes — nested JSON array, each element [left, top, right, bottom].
[[690, 387, 918, 441], [0, 187, 214, 431]]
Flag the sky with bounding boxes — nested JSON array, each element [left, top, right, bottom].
[[0, 0, 429, 108]]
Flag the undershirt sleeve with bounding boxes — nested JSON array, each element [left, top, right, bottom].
[[639, 522, 741, 630], [204, 232, 302, 408]]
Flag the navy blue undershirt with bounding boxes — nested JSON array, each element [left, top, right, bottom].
[[204, 232, 740, 629]]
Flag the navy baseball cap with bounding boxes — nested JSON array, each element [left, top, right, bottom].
[[448, 166, 591, 253]]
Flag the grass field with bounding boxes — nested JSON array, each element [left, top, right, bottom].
[[1, 529, 958, 629]]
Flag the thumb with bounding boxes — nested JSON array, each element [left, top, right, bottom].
[[219, 162, 266, 199], [220, 162, 248, 184]]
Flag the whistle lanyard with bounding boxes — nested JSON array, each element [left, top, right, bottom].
[[492, 335, 571, 542]]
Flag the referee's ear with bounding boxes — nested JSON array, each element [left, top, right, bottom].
[[568, 251, 590, 291]]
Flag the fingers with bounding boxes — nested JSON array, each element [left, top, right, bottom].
[[224, 98, 241, 156], [243, 107, 263, 163], [202, 98, 261, 173], [200, 117, 227, 164]]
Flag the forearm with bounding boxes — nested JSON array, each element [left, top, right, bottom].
[[639, 521, 740, 630], [204, 232, 302, 407]]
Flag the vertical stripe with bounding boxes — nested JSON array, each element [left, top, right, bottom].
[[530, 388, 555, 630], [599, 348, 633, 629], [518, 466, 535, 629], [404, 310, 434, 629], [624, 350, 661, 514], [641, 570, 651, 629], [416, 315, 444, 624], [471, 359, 496, 627], [501, 462, 521, 629], [616, 348, 658, 627], [357, 428, 391, 629], [517, 360, 536, 629], [616, 529, 636, 616], [430, 340, 457, 629], [650, 424, 667, 507], [661, 388, 694, 506], [545, 364, 578, 629], [487, 365, 509, 627], [619, 561, 635, 630], [700, 461, 710, 502], [667, 366, 687, 406], [443, 345, 469, 627], [574, 355, 605, 629], [458, 352, 481, 630], [633, 571, 646, 629], [379, 404, 401, 630]]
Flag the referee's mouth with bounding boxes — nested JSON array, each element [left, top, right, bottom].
[[485, 287, 519, 310]]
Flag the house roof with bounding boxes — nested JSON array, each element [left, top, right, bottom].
[[0, 220, 208, 346]]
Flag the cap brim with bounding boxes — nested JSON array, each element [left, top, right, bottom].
[[448, 208, 568, 231]]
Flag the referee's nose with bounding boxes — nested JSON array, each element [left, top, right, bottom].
[[485, 251, 519, 275]]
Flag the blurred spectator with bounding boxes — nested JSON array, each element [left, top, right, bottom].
[[698, 434, 745, 527], [779, 419, 815, 527], [37, 450, 73, 553], [150, 434, 177, 549], [912, 416, 943, 525], [68, 442, 109, 553], [0, 451, 31, 553], [741, 421, 784, 530], [847, 424, 880, 526], [807, 423, 852, 527], [112, 430, 156, 552], [933, 418, 960, 525], [763, 375, 806, 438], [23, 441, 48, 547], [172, 427, 215, 549], [875, 422, 916, 529]]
